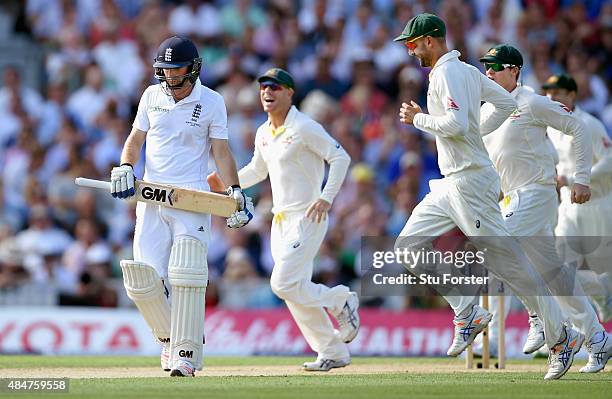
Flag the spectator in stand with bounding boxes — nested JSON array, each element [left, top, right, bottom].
[[0, 66, 43, 124], [66, 63, 110, 134], [0, 238, 29, 289]]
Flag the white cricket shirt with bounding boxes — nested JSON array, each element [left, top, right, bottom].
[[482, 86, 591, 194], [412, 50, 517, 176], [239, 106, 351, 214], [133, 80, 228, 185], [548, 106, 611, 201]]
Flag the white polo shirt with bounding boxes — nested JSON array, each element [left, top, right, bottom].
[[482, 86, 591, 194], [412, 50, 517, 177], [133, 80, 228, 185], [238, 106, 350, 214], [548, 106, 612, 201]]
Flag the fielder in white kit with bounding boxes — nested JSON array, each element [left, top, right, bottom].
[[544, 74, 612, 324], [394, 14, 585, 379], [110, 36, 254, 377], [236, 68, 358, 371], [467, 48, 610, 373]]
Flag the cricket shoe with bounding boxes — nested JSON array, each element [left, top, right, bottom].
[[170, 359, 195, 377], [544, 326, 585, 380], [523, 315, 546, 354], [447, 305, 492, 357], [161, 344, 170, 372], [303, 357, 351, 372], [580, 331, 612, 373], [332, 292, 360, 343]]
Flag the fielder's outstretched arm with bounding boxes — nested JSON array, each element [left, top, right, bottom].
[[237, 140, 268, 189], [479, 74, 518, 135], [587, 120, 612, 182], [532, 96, 592, 187]]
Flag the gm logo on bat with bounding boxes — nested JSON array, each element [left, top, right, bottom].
[[141, 186, 175, 206]]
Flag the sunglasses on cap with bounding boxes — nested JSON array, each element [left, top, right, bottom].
[[404, 28, 440, 50], [484, 63, 518, 72], [259, 81, 285, 91]]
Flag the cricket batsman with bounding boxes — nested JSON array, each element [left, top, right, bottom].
[[211, 68, 358, 371], [110, 36, 254, 377], [468, 47, 610, 374], [394, 14, 585, 379]]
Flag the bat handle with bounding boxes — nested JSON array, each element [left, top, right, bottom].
[[75, 177, 111, 191]]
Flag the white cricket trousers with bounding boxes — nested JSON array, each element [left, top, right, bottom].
[[396, 166, 566, 347], [133, 196, 211, 278], [270, 210, 350, 359], [556, 194, 612, 298], [486, 184, 603, 342]]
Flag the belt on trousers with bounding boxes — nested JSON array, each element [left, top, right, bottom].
[[273, 212, 286, 224]]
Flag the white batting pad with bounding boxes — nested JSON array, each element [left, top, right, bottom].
[[168, 238, 208, 370], [120, 260, 171, 344]]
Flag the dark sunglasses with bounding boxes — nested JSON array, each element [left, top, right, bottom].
[[259, 82, 284, 91], [484, 63, 517, 72]]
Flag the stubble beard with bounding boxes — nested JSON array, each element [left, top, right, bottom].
[[419, 53, 432, 68]]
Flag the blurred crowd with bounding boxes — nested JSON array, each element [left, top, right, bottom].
[[0, 0, 610, 310]]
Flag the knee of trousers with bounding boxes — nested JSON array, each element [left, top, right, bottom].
[[270, 273, 300, 301], [168, 238, 208, 288]]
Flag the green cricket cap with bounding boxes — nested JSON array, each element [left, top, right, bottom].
[[257, 68, 295, 89], [541, 73, 577, 92], [393, 13, 446, 42], [479, 44, 523, 67]]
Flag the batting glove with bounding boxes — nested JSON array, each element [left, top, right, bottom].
[[226, 186, 254, 228], [110, 163, 136, 199]]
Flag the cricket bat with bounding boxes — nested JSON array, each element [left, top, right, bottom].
[[75, 177, 238, 218]]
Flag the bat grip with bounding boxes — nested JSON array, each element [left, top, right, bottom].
[[74, 177, 111, 191]]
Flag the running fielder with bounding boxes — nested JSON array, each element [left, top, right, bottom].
[[111, 36, 254, 377], [394, 14, 584, 379], [468, 48, 610, 374], [211, 68, 358, 371], [545, 74, 612, 325]]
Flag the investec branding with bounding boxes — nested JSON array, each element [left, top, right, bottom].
[[150, 105, 170, 113], [141, 185, 174, 206]]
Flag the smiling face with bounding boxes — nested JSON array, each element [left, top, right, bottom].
[[259, 81, 293, 114], [405, 36, 434, 67]]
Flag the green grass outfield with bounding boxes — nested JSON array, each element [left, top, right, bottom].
[[0, 356, 610, 399]]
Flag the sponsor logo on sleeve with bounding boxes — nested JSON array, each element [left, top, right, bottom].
[[446, 97, 460, 111]]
